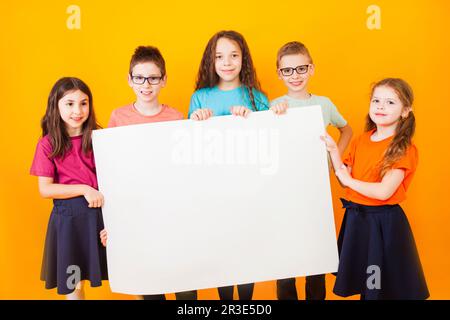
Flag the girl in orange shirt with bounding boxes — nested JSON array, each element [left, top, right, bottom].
[[322, 78, 429, 300]]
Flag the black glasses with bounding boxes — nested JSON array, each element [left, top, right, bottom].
[[131, 75, 163, 85], [279, 65, 310, 77]]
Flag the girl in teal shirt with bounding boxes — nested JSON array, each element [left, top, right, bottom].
[[188, 30, 286, 300]]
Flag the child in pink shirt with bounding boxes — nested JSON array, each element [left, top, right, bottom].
[[30, 77, 108, 299]]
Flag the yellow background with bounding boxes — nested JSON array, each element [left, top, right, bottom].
[[1, 0, 449, 299]]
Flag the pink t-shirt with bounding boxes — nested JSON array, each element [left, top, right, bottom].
[[30, 135, 98, 189], [108, 104, 183, 128]]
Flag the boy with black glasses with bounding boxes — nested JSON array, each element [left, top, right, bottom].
[[271, 41, 353, 300], [108, 46, 183, 127], [101, 46, 196, 300]]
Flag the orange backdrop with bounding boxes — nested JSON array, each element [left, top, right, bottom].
[[1, 0, 449, 299]]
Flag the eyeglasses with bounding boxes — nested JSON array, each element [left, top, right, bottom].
[[279, 65, 310, 77], [130, 75, 163, 85]]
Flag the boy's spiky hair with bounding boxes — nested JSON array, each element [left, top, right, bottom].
[[129, 46, 166, 76]]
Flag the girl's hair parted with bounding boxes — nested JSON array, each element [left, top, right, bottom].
[[41, 77, 101, 159]]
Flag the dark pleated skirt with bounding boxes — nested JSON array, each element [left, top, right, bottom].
[[333, 198, 429, 300], [40, 196, 108, 295]]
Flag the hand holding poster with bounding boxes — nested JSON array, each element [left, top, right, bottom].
[[92, 106, 338, 295]]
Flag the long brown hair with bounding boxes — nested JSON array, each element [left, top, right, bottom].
[[365, 78, 415, 177], [41, 77, 101, 159], [195, 30, 265, 111]]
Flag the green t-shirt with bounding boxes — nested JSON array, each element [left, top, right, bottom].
[[270, 94, 347, 128]]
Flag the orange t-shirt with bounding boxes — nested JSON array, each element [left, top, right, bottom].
[[108, 104, 183, 128], [343, 130, 418, 206]]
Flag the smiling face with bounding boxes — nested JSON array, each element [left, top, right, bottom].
[[278, 53, 314, 95], [214, 37, 242, 86], [128, 62, 166, 104], [369, 85, 411, 127], [58, 89, 89, 136]]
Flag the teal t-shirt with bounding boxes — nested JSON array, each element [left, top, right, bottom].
[[270, 94, 347, 128], [188, 86, 269, 118]]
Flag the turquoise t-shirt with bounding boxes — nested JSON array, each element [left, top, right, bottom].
[[270, 94, 347, 128], [188, 86, 269, 118]]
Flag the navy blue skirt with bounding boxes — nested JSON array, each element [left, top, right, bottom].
[[333, 198, 429, 300], [40, 196, 108, 295]]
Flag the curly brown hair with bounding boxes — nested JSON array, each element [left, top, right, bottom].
[[365, 78, 416, 177], [195, 30, 265, 111]]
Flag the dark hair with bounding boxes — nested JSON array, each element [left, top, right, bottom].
[[365, 78, 415, 177], [129, 46, 166, 77], [41, 77, 101, 159], [276, 41, 313, 68], [195, 30, 264, 111]]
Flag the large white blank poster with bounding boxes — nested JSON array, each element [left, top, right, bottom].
[[92, 106, 339, 295]]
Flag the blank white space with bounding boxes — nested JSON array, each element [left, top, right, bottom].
[[93, 106, 339, 295]]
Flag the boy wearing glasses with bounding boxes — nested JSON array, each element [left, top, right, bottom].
[[271, 41, 353, 300], [108, 46, 183, 127], [103, 46, 197, 300]]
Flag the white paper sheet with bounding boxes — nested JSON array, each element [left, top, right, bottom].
[[92, 106, 339, 295]]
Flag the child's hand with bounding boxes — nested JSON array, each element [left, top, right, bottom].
[[230, 106, 251, 117], [335, 164, 353, 187], [83, 186, 104, 208], [100, 229, 108, 247], [320, 133, 338, 152], [270, 101, 288, 115], [190, 108, 213, 121]]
